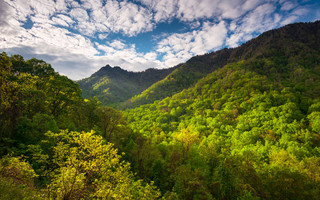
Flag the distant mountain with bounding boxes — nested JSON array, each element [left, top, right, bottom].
[[80, 21, 320, 109], [2, 20, 320, 200], [122, 21, 320, 108], [78, 65, 175, 106]]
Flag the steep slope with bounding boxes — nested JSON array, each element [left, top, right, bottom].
[[126, 58, 320, 135], [123, 21, 320, 108], [78, 65, 175, 106], [123, 21, 320, 198]]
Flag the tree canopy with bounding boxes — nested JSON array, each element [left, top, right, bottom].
[[1, 21, 320, 200]]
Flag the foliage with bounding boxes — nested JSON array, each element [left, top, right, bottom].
[[0, 52, 84, 155], [124, 57, 320, 199], [1, 21, 320, 199], [0, 155, 38, 186], [123, 21, 320, 108], [44, 130, 160, 199], [78, 65, 175, 107], [0, 155, 44, 199]]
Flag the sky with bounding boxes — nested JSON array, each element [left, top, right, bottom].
[[0, 0, 319, 80]]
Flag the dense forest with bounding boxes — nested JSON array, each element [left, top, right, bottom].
[[1, 21, 320, 199], [121, 20, 320, 109], [78, 64, 176, 107], [0, 53, 159, 199]]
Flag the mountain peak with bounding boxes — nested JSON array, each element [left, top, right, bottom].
[[123, 20, 320, 108], [78, 64, 175, 106], [79, 20, 320, 108]]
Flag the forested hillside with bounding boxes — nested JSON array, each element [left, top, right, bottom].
[[0, 53, 160, 199], [1, 21, 320, 200], [125, 60, 320, 199], [123, 21, 320, 108], [78, 64, 175, 107], [121, 21, 320, 199]]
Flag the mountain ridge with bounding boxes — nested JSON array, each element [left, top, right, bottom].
[[121, 21, 320, 199], [78, 64, 176, 106], [121, 20, 320, 108], [79, 20, 320, 108], [1, 20, 320, 200]]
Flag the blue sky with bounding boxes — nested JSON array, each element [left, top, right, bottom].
[[0, 0, 319, 80]]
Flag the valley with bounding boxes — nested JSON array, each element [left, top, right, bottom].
[[1, 21, 320, 199]]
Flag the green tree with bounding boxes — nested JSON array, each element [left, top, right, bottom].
[[0, 155, 43, 199], [0, 52, 22, 139], [45, 130, 160, 199], [45, 74, 82, 118], [93, 106, 128, 143]]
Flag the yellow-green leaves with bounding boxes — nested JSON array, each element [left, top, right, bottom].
[[0, 155, 37, 187], [46, 130, 160, 199]]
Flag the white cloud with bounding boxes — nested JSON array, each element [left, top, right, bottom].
[[70, 7, 89, 21], [0, 0, 318, 80], [102, 0, 154, 36], [291, 7, 309, 16], [239, 3, 277, 33], [3, 0, 33, 22], [66, 0, 155, 37], [145, 52, 158, 60], [0, 5, 162, 80], [157, 21, 228, 67], [217, 0, 258, 19], [29, 0, 56, 16], [280, 15, 299, 26], [156, 0, 314, 67], [55, 0, 67, 12], [226, 33, 245, 48], [0, 0, 20, 30], [0, 0, 162, 79], [2, 31, 166, 80], [57, 14, 74, 24], [280, 0, 297, 11], [142, 0, 178, 22], [98, 33, 108, 40], [81, 0, 103, 10], [51, 17, 69, 27], [225, 1, 313, 47], [93, 42, 165, 73], [138, 0, 264, 22], [226, 3, 278, 47], [108, 40, 126, 50], [4, 0, 155, 38]]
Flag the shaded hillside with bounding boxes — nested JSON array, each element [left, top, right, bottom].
[[78, 65, 175, 106], [123, 20, 320, 108]]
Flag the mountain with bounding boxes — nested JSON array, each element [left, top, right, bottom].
[[81, 21, 319, 109], [122, 21, 320, 108], [123, 21, 320, 199], [1, 21, 320, 200], [77, 65, 175, 106]]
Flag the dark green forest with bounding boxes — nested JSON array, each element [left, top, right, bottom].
[[78, 64, 175, 107], [1, 21, 320, 199]]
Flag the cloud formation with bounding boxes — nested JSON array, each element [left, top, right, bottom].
[[0, 0, 318, 80], [157, 21, 228, 66], [138, 0, 262, 22]]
